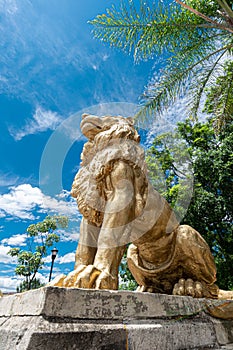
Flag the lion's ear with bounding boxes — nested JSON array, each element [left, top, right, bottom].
[[82, 113, 90, 119], [127, 117, 135, 125]]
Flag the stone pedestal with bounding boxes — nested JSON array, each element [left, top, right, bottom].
[[0, 287, 232, 349]]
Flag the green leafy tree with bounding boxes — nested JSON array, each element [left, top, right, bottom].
[[119, 251, 137, 290], [147, 119, 233, 289], [204, 60, 233, 130], [90, 0, 233, 128], [16, 278, 44, 293], [8, 215, 68, 292]]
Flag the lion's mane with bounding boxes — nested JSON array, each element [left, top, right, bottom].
[[71, 118, 148, 227]]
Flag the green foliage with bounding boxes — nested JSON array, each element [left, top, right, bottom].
[[204, 60, 233, 131], [8, 215, 68, 292], [90, 0, 233, 128], [146, 131, 194, 220], [16, 278, 45, 293], [119, 253, 137, 291], [147, 119, 233, 289]]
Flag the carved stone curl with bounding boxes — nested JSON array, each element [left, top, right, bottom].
[[51, 113, 233, 318]]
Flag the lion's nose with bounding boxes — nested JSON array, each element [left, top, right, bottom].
[[82, 113, 89, 120]]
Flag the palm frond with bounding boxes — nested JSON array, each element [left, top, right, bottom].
[[204, 60, 233, 130], [217, 0, 233, 20], [188, 50, 228, 118], [90, 0, 233, 129], [176, 0, 233, 33], [135, 44, 232, 123], [89, 0, 214, 62]]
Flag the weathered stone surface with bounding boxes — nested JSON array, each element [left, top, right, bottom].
[[0, 286, 223, 319], [0, 287, 232, 350]]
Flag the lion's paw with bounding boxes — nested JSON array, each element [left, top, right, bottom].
[[172, 278, 203, 298], [66, 265, 118, 290], [74, 265, 118, 290], [49, 265, 118, 289]]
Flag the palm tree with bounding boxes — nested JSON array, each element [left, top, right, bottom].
[[90, 0, 233, 129]]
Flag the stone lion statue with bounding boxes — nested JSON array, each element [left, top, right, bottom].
[[52, 113, 233, 315]]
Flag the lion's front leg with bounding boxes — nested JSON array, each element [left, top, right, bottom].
[[74, 218, 99, 268], [72, 245, 126, 289], [70, 160, 136, 290], [52, 218, 99, 288]]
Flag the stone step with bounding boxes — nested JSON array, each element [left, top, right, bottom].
[[0, 287, 232, 349]]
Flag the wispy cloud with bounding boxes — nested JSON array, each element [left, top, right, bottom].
[[0, 172, 19, 187], [59, 229, 79, 243], [0, 0, 18, 15], [144, 96, 190, 145], [9, 106, 63, 141], [0, 184, 77, 220]]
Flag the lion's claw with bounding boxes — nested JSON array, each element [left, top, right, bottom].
[[95, 271, 118, 290], [74, 265, 101, 288], [62, 264, 87, 287], [172, 278, 203, 298]]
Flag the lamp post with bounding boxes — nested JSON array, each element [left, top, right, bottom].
[[49, 247, 58, 282]]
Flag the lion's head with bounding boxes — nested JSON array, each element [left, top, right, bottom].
[[71, 114, 148, 226], [80, 113, 139, 141]]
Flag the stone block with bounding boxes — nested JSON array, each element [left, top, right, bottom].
[[0, 287, 232, 349]]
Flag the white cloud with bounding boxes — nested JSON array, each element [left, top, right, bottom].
[[35, 272, 48, 284], [43, 251, 75, 265], [1, 233, 27, 246], [0, 184, 42, 219], [0, 184, 77, 220], [0, 270, 60, 292], [0, 276, 21, 293], [9, 106, 63, 141], [0, 245, 16, 263], [0, 272, 48, 293], [57, 252, 75, 264]]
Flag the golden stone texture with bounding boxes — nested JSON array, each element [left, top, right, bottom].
[[51, 114, 233, 319]]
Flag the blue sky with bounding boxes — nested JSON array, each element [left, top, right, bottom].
[[0, 0, 158, 292], [0, 0, 193, 292]]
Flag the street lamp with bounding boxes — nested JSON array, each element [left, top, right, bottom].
[[49, 247, 58, 282]]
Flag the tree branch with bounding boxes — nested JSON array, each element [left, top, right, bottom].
[[217, 0, 233, 20], [175, 0, 233, 33]]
